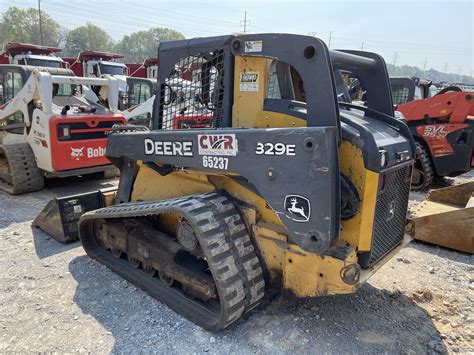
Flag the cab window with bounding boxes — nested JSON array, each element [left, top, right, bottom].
[[3, 72, 23, 102], [414, 86, 423, 100], [129, 83, 151, 107], [266, 60, 299, 101], [391, 84, 410, 105]]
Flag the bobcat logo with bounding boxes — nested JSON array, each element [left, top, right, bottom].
[[284, 195, 311, 222], [70, 147, 84, 160]]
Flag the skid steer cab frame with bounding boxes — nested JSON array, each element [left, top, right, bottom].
[[108, 34, 413, 266]]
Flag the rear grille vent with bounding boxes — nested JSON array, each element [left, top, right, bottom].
[[360, 163, 411, 268]]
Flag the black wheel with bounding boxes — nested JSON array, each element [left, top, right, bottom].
[[411, 142, 434, 191], [159, 271, 174, 286]]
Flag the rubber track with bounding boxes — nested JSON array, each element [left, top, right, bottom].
[[78, 192, 265, 330], [411, 142, 434, 192], [0, 143, 44, 194]]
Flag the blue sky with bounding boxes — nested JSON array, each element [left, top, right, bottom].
[[2, 0, 473, 76]]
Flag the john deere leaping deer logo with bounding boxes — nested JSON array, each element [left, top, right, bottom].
[[70, 147, 84, 160], [284, 195, 311, 222]]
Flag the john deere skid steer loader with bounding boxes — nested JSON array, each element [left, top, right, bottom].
[[43, 34, 416, 330]]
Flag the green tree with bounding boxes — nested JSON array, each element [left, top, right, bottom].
[[64, 23, 114, 57], [115, 27, 185, 63], [0, 6, 63, 47]]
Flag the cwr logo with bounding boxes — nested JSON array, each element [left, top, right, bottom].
[[198, 134, 238, 156], [284, 195, 311, 223], [70, 147, 84, 160]]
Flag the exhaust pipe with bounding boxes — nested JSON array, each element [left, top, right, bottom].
[[61, 105, 70, 115]]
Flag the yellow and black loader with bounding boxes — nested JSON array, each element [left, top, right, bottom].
[[35, 34, 416, 330]]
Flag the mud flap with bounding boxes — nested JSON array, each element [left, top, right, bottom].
[[33, 189, 116, 243], [406, 182, 474, 253]]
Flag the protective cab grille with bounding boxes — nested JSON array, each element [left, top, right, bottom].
[[159, 50, 225, 130], [359, 163, 411, 268]]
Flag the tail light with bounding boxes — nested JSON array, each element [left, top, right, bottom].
[[57, 125, 70, 141]]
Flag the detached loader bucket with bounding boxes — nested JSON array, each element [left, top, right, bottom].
[[406, 182, 474, 253], [33, 188, 116, 243]]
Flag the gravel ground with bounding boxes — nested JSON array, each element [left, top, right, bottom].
[[0, 172, 473, 354]]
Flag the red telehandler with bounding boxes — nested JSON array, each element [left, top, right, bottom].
[[390, 77, 474, 191]]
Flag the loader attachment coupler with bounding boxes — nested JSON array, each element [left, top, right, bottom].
[[33, 191, 105, 242], [406, 181, 474, 253]]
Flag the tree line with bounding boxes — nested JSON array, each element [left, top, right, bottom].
[[0, 6, 472, 84], [0, 6, 185, 63], [387, 64, 473, 86]]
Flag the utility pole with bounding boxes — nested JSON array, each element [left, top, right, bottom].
[[392, 52, 399, 66], [38, 0, 44, 45], [443, 63, 448, 82], [328, 31, 332, 48], [240, 12, 250, 34], [422, 58, 428, 77], [360, 42, 364, 51]]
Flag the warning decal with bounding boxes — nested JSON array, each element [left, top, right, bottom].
[[244, 40, 263, 52], [240, 71, 259, 92]]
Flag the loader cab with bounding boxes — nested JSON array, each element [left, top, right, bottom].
[[390, 77, 434, 105], [86, 60, 128, 78], [0, 66, 29, 133]]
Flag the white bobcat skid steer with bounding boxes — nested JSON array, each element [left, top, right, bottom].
[[0, 65, 126, 195]]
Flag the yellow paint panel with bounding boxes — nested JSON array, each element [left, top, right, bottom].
[[339, 141, 378, 251], [255, 110, 305, 128], [131, 163, 215, 202], [253, 223, 358, 297], [232, 56, 271, 128], [208, 175, 283, 226]]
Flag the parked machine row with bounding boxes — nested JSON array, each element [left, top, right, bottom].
[[1, 35, 472, 331]]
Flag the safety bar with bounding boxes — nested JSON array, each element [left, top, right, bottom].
[[329, 51, 377, 71]]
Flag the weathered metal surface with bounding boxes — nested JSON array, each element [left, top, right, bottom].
[[407, 182, 474, 253]]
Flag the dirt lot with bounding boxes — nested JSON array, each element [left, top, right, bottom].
[[1, 173, 473, 354]]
